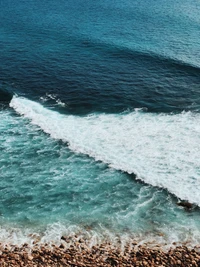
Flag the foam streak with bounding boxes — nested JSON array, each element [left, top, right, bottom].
[[10, 96, 200, 205]]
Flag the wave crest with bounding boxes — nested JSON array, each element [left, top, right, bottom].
[[10, 96, 200, 205]]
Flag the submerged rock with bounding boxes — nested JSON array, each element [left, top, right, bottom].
[[177, 201, 193, 210]]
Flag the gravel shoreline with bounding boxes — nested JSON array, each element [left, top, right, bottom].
[[1, 237, 200, 267]]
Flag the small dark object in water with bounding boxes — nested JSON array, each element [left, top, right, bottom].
[[177, 201, 192, 210]]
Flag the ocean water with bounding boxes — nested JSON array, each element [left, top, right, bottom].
[[0, 0, 200, 247]]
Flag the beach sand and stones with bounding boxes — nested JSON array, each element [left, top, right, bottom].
[[0, 237, 200, 267]]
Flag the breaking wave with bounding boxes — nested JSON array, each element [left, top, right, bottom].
[[10, 96, 200, 205]]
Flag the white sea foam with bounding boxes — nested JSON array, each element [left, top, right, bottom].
[[40, 94, 66, 107], [10, 96, 200, 205], [1, 222, 200, 250]]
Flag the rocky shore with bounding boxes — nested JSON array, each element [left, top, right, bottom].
[[0, 237, 200, 267]]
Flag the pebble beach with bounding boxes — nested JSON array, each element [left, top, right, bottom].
[[1, 238, 200, 267]]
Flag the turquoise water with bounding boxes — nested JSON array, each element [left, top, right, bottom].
[[0, 0, 200, 247], [0, 99, 200, 246]]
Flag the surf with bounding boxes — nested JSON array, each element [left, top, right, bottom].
[[10, 96, 200, 205]]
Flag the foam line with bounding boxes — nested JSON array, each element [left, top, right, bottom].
[[10, 96, 200, 205]]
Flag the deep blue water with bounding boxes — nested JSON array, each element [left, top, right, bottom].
[[0, 0, 200, 247]]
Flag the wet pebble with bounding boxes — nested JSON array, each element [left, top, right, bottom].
[[0, 239, 200, 267]]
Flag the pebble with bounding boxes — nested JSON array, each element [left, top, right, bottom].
[[0, 239, 200, 267]]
